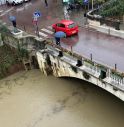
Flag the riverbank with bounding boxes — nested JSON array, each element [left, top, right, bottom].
[[0, 44, 24, 79], [0, 69, 124, 127]]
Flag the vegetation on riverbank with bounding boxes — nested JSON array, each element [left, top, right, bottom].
[[0, 23, 29, 79], [99, 0, 124, 17], [0, 44, 23, 79]]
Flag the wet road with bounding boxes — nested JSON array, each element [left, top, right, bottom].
[[0, 0, 124, 71], [66, 29, 124, 71]]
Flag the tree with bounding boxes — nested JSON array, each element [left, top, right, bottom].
[[99, 0, 124, 17]]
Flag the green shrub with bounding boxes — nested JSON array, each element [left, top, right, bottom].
[[0, 45, 20, 79], [0, 23, 10, 33], [99, 0, 124, 17], [17, 43, 29, 60]]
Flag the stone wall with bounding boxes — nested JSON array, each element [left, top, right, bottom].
[[2, 32, 46, 51], [87, 10, 124, 39]]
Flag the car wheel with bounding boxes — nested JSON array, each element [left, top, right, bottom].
[[75, 32, 78, 35]]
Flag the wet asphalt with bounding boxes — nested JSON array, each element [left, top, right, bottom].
[[0, 0, 124, 71]]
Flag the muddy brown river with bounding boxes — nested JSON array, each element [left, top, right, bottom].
[[0, 69, 124, 127]]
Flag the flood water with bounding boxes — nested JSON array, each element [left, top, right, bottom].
[[0, 69, 124, 127]]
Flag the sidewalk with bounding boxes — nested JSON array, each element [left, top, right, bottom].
[[0, 0, 124, 34], [41, 1, 124, 31]]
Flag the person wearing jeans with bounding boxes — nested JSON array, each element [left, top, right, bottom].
[[55, 37, 60, 46]]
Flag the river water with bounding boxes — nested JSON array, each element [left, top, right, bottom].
[[0, 69, 124, 127]]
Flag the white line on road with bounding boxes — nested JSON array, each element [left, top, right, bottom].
[[24, 3, 32, 8], [16, 3, 32, 12], [41, 28, 53, 34], [5, 7, 14, 13], [16, 7, 24, 12], [47, 26, 52, 29], [39, 37, 43, 40], [0, 10, 3, 13], [2, 22, 6, 25], [0, 7, 13, 16], [39, 32, 48, 37]]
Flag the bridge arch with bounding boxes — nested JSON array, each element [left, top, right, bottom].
[[36, 48, 124, 101]]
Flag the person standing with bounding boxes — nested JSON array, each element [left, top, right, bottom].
[[12, 20, 16, 28], [12, 20, 17, 33], [55, 37, 61, 46], [44, 0, 48, 7]]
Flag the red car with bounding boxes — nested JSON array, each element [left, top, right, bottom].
[[52, 20, 78, 36]]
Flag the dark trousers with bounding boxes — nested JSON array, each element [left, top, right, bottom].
[[12, 20, 16, 27], [45, 0, 48, 6], [55, 37, 60, 45]]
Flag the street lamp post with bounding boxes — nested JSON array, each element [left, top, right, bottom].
[[83, 0, 89, 25], [92, 0, 94, 10], [33, 11, 41, 37]]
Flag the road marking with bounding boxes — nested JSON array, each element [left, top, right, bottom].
[[2, 22, 6, 25], [24, 2, 32, 8], [5, 7, 14, 13], [0, 10, 3, 13], [39, 32, 48, 37], [16, 7, 24, 12], [47, 26, 52, 29], [16, 3, 32, 12], [0, 7, 13, 16], [41, 28, 53, 34], [39, 37, 43, 40]]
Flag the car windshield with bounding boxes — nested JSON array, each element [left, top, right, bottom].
[[68, 23, 76, 28]]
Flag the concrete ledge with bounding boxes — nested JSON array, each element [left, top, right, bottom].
[[88, 16, 124, 39], [11, 29, 23, 38], [88, 19, 100, 26], [110, 28, 124, 39], [97, 25, 109, 33], [89, 23, 124, 39]]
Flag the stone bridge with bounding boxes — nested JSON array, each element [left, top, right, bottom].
[[36, 40, 124, 101], [2, 29, 124, 101]]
